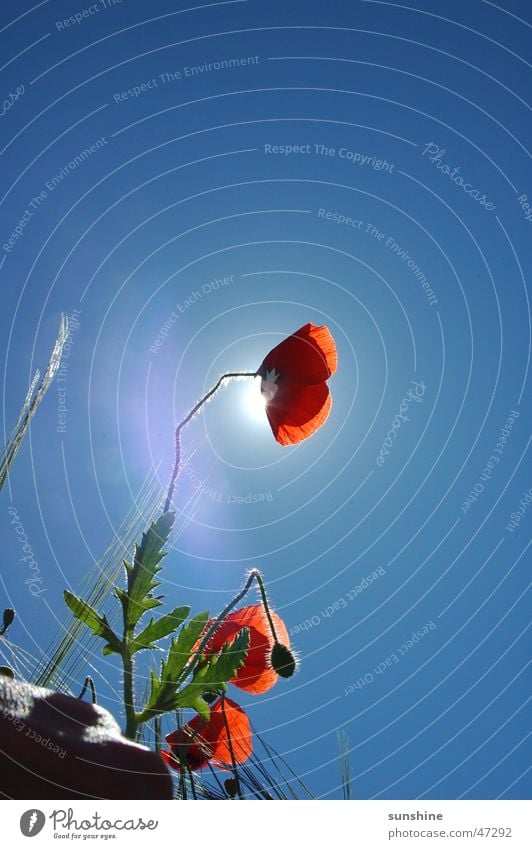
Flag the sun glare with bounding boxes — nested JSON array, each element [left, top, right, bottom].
[[243, 376, 267, 423]]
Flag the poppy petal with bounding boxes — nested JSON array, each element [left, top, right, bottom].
[[266, 382, 331, 446], [209, 698, 253, 766], [201, 605, 290, 694], [259, 324, 337, 384], [165, 698, 252, 771]]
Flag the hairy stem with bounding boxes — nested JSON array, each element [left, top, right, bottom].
[[220, 693, 243, 800], [253, 571, 279, 644], [123, 634, 137, 739], [164, 371, 257, 512], [77, 675, 97, 703], [132, 568, 278, 731], [183, 570, 258, 681]]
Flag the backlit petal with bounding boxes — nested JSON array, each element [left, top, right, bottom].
[[259, 323, 337, 384], [266, 382, 332, 446]]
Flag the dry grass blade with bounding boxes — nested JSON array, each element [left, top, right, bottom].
[[0, 314, 69, 492], [338, 729, 352, 800]]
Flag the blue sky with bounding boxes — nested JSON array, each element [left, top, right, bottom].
[[1, 0, 530, 799]]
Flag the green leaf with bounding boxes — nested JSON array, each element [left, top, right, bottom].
[[120, 511, 175, 629], [130, 606, 190, 654], [144, 611, 209, 714], [64, 590, 122, 656], [174, 628, 250, 717]]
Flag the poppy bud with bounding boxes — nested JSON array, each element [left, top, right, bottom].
[[224, 777, 238, 798], [203, 690, 219, 705], [270, 642, 296, 678], [0, 608, 15, 636]]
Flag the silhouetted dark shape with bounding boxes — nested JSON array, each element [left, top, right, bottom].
[[0, 675, 173, 799]]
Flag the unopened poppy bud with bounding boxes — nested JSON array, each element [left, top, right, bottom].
[[224, 777, 238, 798], [270, 642, 296, 678], [0, 608, 15, 636], [203, 691, 219, 705]]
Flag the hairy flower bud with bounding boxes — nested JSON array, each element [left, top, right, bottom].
[[270, 642, 296, 678], [224, 778, 238, 798], [0, 609, 15, 636]]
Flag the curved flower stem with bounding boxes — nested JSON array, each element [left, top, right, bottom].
[[180, 570, 258, 684], [77, 675, 97, 703], [183, 568, 280, 684], [220, 693, 244, 800], [133, 569, 259, 727], [164, 371, 258, 512], [252, 571, 279, 645], [133, 569, 282, 730]]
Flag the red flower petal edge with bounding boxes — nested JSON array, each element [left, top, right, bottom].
[[201, 604, 290, 694], [163, 698, 252, 771], [257, 323, 337, 445]]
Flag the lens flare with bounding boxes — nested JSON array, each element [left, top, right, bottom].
[[242, 376, 267, 423]]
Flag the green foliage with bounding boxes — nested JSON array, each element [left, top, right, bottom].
[[117, 511, 175, 629], [130, 606, 190, 654], [63, 591, 122, 656], [144, 611, 210, 715], [63, 509, 252, 739], [175, 628, 250, 719]]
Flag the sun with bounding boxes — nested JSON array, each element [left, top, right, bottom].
[[242, 376, 267, 423]]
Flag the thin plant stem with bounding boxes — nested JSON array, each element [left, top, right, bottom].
[[253, 572, 279, 644], [164, 371, 257, 512], [134, 568, 269, 727], [220, 693, 244, 800], [122, 632, 137, 739], [78, 675, 97, 703], [181, 570, 258, 682]]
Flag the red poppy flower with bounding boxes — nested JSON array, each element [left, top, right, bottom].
[[162, 698, 252, 771], [257, 323, 337, 445], [201, 604, 290, 694]]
